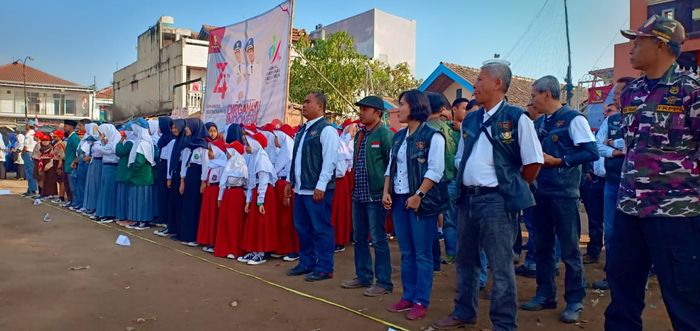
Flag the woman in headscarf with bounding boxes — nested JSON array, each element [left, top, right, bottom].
[[205, 122, 221, 142], [155, 119, 187, 238], [224, 123, 244, 145], [125, 118, 156, 230], [177, 118, 208, 246], [92, 123, 121, 222], [81, 123, 103, 215], [331, 120, 358, 252], [114, 126, 134, 226], [154, 116, 174, 229], [148, 118, 162, 224], [69, 126, 90, 211], [36, 131, 58, 198], [272, 124, 299, 261], [197, 137, 228, 253], [238, 132, 278, 265], [214, 141, 248, 259]]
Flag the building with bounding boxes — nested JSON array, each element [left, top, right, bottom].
[[113, 16, 209, 120], [95, 86, 114, 122], [0, 62, 95, 128], [614, 0, 700, 80], [310, 8, 417, 73]]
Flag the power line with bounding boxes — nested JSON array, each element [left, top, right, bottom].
[[505, 0, 551, 59], [590, 17, 630, 70]]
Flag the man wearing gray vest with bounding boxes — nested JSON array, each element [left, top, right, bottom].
[[285, 91, 340, 282], [433, 61, 543, 331], [520, 75, 599, 324]]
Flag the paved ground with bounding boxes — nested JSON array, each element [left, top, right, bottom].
[[0, 179, 672, 331]]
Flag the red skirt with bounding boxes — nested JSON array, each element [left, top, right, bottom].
[[242, 184, 279, 253], [331, 174, 352, 246], [197, 185, 220, 246], [273, 180, 299, 255], [214, 187, 247, 258]]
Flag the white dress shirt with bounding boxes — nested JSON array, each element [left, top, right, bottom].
[[179, 147, 209, 180], [547, 114, 596, 146], [24, 129, 36, 153], [384, 127, 446, 194], [292, 117, 340, 195], [92, 141, 118, 164], [456, 100, 544, 187], [595, 116, 625, 158]]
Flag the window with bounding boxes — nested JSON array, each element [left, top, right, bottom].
[[662, 8, 674, 20], [65, 96, 76, 115], [131, 80, 139, 91], [456, 88, 463, 99]]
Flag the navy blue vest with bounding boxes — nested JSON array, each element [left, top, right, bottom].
[[290, 118, 336, 191], [456, 102, 535, 212], [535, 107, 583, 198], [388, 123, 448, 217], [604, 112, 624, 184]]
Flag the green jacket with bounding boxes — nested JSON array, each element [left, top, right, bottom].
[[64, 132, 80, 173], [115, 141, 133, 182], [127, 152, 154, 186], [427, 119, 457, 181], [353, 123, 394, 201]]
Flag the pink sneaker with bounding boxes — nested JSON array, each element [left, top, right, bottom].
[[387, 299, 414, 313], [406, 303, 427, 320]]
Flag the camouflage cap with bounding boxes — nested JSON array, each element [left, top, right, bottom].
[[621, 15, 685, 49]]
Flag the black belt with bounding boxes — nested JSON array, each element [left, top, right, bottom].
[[462, 185, 499, 196], [103, 162, 117, 165], [278, 176, 287, 181], [93, 157, 103, 160], [226, 185, 243, 189]]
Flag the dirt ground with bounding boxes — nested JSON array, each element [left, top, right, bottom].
[[0, 179, 673, 331]]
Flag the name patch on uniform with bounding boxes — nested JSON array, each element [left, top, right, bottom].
[[415, 141, 426, 150], [371, 141, 380, 148], [498, 121, 512, 130], [669, 85, 679, 94], [664, 96, 681, 105], [623, 106, 637, 114], [556, 120, 566, 128], [656, 105, 683, 113], [309, 130, 319, 137]]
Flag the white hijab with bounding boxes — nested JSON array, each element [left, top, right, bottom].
[[224, 148, 248, 180], [208, 142, 228, 169], [274, 130, 293, 164], [128, 124, 155, 166], [80, 123, 99, 154], [148, 119, 161, 146], [97, 123, 121, 154], [247, 138, 276, 186]]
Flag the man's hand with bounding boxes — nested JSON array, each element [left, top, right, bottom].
[[612, 149, 625, 157], [543, 153, 562, 168], [312, 189, 325, 203], [167, 179, 172, 188], [452, 121, 461, 131], [70, 160, 77, 169], [405, 195, 422, 212], [382, 192, 392, 210]]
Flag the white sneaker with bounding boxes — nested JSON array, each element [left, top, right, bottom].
[[89, 215, 99, 220], [134, 223, 151, 230], [283, 255, 300, 262], [202, 246, 214, 253], [180, 241, 198, 247], [98, 218, 114, 224], [237, 253, 255, 263], [226, 254, 236, 259], [247, 253, 267, 265], [153, 228, 170, 237]]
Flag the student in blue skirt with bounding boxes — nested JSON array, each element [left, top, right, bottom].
[[81, 123, 103, 215], [178, 118, 208, 246], [93, 123, 121, 222], [154, 116, 174, 229], [126, 119, 156, 230], [114, 128, 134, 226], [155, 119, 187, 238]]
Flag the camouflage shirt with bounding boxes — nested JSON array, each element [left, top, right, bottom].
[[617, 63, 700, 218]]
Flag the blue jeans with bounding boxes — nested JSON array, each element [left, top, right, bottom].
[[392, 194, 437, 307], [479, 250, 488, 288], [603, 181, 619, 255], [453, 192, 518, 330], [351, 200, 392, 291], [532, 196, 586, 304], [605, 212, 700, 331], [293, 190, 335, 274], [21, 152, 36, 193], [581, 175, 605, 259], [443, 179, 458, 256], [523, 207, 561, 270]]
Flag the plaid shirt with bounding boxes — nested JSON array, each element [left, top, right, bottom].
[[352, 128, 376, 203]]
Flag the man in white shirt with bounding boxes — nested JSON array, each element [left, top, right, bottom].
[[285, 92, 340, 282], [21, 120, 38, 196], [433, 62, 543, 331]]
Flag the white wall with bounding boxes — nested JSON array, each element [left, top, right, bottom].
[[373, 9, 416, 73], [443, 81, 473, 104]]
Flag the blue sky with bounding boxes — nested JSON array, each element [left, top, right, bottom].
[[0, 0, 629, 88]]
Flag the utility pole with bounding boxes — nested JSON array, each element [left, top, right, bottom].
[[14, 56, 34, 121], [564, 0, 574, 105]]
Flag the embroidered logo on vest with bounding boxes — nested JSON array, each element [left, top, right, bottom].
[[669, 85, 679, 94], [556, 120, 566, 128], [415, 141, 426, 150], [551, 134, 559, 142]]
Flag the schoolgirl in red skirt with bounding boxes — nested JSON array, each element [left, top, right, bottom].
[[238, 132, 278, 265], [272, 124, 299, 261], [214, 141, 248, 259], [197, 138, 228, 252]]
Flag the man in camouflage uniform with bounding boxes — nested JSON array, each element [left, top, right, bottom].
[[605, 15, 700, 330]]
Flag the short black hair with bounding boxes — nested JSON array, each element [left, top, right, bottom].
[[398, 89, 431, 122], [452, 97, 469, 108], [616, 76, 634, 85], [310, 91, 326, 112], [425, 92, 450, 114], [466, 99, 479, 110], [79, 118, 92, 125]]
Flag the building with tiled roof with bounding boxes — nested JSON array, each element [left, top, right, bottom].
[[0, 62, 95, 127]]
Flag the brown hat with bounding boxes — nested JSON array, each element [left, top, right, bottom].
[[621, 15, 685, 50]]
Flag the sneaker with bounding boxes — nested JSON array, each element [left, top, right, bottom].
[[247, 253, 267, 265], [388, 299, 414, 313], [334, 245, 346, 253], [304, 271, 333, 282], [363, 285, 391, 297], [286, 264, 312, 276], [89, 215, 99, 220], [118, 221, 136, 227], [226, 253, 236, 259], [283, 254, 299, 262], [153, 223, 167, 228], [515, 264, 537, 278], [560, 303, 584, 323], [134, 222, 151, 230], [432, 314, 477, 330], [520, 296, 557, 311], [237, 253, 255, 263], [202, 246, 215, 253], [153, 228, 170, 237], [180, 241, 198, 247], [406, 303, 427, 320], [441, 255, 456, 265], [340, 278, 370, 289], [98, 218, 114, 224]]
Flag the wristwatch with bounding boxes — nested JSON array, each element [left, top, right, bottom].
[[415, 189, 426, 198]]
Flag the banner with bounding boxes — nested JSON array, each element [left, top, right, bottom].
[[203, 1, 292, 128], [586, 84, 614, 132]]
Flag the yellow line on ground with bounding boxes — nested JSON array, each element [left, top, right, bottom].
[[36, 196, 410, 331]]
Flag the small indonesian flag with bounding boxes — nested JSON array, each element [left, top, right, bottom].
[[371, 141, 380, 149]]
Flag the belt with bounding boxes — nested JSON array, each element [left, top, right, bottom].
[[207, 182, 219, 187], [93, 157, 103, 160], [462, 185, 499, 196], [278, 176, 287, 181], [226, 185, 243, 189], [103, 162, 117, 165]]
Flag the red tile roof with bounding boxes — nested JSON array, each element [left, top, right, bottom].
[[96, 86, 113, 99], [0, 62, 81, 87], [442, 62, 534, 108]]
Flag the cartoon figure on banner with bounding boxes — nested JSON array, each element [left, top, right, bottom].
[[245, 37, 263, 103], [233, 40, 247, 101]]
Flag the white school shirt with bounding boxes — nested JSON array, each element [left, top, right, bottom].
[[291, 117, 339, 195], [383, 127, 446, 194], [92, 141, 118, 164], [179, 147, 209, 180], [274, 138, 292, 179], [455, 100, 544, 187], [24, 129, 36, 153]]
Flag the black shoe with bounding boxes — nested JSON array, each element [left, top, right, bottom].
[[520, 296, 558, 311], [515, 265, 536, 278], [286, 265, 313, 276], [304, 271, 333, 282], [592, 279, 609, 290]]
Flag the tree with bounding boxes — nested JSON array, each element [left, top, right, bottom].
[[290, 31, 420, 116]]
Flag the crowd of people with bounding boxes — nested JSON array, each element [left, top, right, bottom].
[[8, 14, 699, 331]]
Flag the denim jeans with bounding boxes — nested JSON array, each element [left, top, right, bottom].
[[532, 196, 586, 304], [293, 190, 335, 274], [351, 200, 392, 291], [479, 250, 488, 288], [581, 175, 605, 259], [605, 212, 700, 331], [453, 192, 518, 330], [603, 181, 619, 255], [443, 179, 458, 256], [21, 152, 36, 193], [392, 194, 437, 307], [523, 207, 561, 270]]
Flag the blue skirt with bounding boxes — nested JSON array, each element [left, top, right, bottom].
[[128, 184, 154, 222], [115, 181, 129, 220], [70, 160, 89, 208], [95, 164, 118, 218], [155, 159, 169, 223], [82, 158, 103, 211], [166, 162, 183, 234], [178, 164, 202, 242]]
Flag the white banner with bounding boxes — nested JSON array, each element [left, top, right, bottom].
[[203, 1, 292, 128]]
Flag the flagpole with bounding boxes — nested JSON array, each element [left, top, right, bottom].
[[283, 0, 295, 125]]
